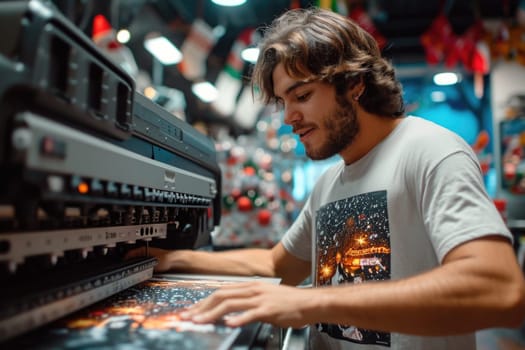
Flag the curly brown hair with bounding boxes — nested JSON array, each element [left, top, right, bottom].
[[251, 7, 404, 118]]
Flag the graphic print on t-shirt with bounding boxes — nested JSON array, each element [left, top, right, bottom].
[[315, 190, 391, 347]]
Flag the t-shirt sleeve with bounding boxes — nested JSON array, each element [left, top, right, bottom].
[[281, 195, 313, 262], [421, 151, 513, 263]]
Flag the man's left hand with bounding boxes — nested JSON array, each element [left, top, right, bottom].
[[180, 281, 314, 328]]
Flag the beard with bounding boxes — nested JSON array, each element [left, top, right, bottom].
[[304, 95, 359, 160]]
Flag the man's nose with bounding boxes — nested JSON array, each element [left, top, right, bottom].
[[283, 106, 302, 125]]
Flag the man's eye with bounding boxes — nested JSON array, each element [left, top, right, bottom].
[[297, 92, 310, 101]]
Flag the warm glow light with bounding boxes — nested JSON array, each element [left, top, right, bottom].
[[143, 86, 157, 99], [321, 265, 333, 277], [211, 0, 247, 6], [433, 72, 459, 86], [191, 81, 218, 103], [356, 237, 367, 245], [77, 182, 89, 194], [144, 36, 182, 65]]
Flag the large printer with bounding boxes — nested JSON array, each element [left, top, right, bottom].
[[0, 1, 280, 348]]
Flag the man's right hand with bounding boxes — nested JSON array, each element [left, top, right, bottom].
[[125, 246, 175, 272]]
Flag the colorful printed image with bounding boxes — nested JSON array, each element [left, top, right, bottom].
[[315, 191, 391, 347], [6, 276, 243, 350]]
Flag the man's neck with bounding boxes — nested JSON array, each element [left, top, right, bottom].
[[341, 113, 404, 165]]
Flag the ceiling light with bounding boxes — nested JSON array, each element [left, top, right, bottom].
[[116, 29, 130, 43], [433, 72, 459, 86], [192, 81, 218, 103], [211, 0, 247, 6], [430, 91, 446, 102], [241, 47, 259, 64], [144, 36, 182, 65], [213, 25, 226, 39]]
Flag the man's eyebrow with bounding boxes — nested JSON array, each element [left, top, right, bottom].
[[276, 81, 309, 100], [285, 81, 309, 95]]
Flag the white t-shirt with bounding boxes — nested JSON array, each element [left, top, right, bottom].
[[281, 116, 512, 350]]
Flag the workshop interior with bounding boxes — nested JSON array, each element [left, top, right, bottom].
[[0, 0, 524, 349]]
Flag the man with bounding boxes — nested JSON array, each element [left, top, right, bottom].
[[129, 7, 525, 349]]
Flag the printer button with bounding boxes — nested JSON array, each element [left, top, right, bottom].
[[132, 185, 143, 200], [106, 181, 119, 197], [120, 184, 132, 198], [90, 179, 104, 195]]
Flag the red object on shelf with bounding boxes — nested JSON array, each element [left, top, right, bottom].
[[349, 5, 387, 49], [237, 196, 253, 212], [243, 166, 256, 176], [420, 14, 455, 65], [493, 198, 508, 223], [257, 209, 272, 226], [92, 14, 121, 49]]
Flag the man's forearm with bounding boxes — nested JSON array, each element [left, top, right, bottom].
[[309, 241, 525, 335], [165, 248, 276, 277]]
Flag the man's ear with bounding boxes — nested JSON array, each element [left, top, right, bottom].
[[345, 76, 364, 102], [352, 85, 365, 101], [333, 72, 360, 95]]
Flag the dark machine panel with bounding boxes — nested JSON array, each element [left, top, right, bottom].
[[0, 0, 225, 344]]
